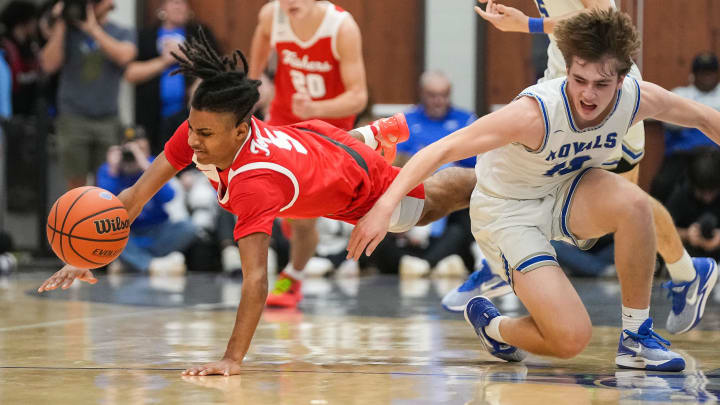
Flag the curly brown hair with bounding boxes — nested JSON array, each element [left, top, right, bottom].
[[555, 8, 641, 77]]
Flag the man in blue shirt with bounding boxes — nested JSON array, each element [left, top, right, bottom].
[[392, 71, 478, 277], [96, 134, 196, 274], [397, 70, 477, 168]]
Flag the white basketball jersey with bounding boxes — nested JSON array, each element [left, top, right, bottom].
[[533, 0, 617, 80], [475, 76, 640, 199]]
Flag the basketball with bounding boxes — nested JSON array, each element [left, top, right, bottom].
[[46, 186, 130, 269]]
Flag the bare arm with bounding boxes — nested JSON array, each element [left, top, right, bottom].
[[346, 97, 545, 259], [634, 80, 720, 146], [305, 17, 368, 118], [38, 153, 180, 292], [77, 6, 136, 67], [40, 19, 67, 74], [124, 57, 171, 84], [183, 232, 271, 376], [474, 0, 611, 34], [84, 26, 137, 67], [248, 3, 274, 80]]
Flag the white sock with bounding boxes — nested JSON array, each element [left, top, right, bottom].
[[354, 126, 379, 150], [283, 265, 304, 280], [665, 250, 696, 282], [622, 306, 649, 333], [485, 315, 508, 343]]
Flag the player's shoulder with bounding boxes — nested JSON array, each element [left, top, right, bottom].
[[257, 1, 275, 26]]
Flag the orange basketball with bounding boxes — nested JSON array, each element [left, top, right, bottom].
[[46, 186, 130, 269]]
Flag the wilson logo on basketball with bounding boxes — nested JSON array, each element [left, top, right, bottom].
[[93, 217, 130, 235]]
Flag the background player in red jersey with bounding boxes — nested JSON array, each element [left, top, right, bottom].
[[37, 34, 474, 376], [248, 0, 371, 308]]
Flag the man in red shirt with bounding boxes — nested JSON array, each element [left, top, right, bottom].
[[249, 0, 375, 308], [38, 34, 474, 376]]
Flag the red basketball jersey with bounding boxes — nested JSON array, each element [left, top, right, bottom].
[[268, 1, 356, 130], [164, 118, 424, 240]]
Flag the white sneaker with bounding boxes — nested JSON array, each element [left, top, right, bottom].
[[0, 253, 18, 275], [222, 245, 242, 273], [399, 255, 430, 278], [335, 259, 359, 278], [149, 251, 186, 276], [303, 257, 334, 277], [431, 254, 468, 278]]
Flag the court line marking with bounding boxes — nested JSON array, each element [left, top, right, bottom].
[[0, 303, 227, 333]]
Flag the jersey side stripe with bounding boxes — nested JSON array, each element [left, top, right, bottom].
[[515, 92, 550, 153], [628, 77, 641, 131]]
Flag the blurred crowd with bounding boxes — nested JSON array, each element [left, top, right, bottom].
[[1, 0, 720, 280]]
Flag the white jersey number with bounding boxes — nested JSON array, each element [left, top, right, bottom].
[[289, 69, 327, 98], [250, 128, 309, 157]]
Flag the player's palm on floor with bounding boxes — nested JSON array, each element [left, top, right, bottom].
[[182, 359, 242, 376]]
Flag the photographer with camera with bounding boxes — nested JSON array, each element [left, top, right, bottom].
[[667, 147, 720, 261], [39, 0, 136, 190], [96, 130, 196, 275]]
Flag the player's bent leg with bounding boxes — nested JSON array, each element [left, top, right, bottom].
[[566, 169, 684, 370], [266, 218, 318, 308], [507, 265, 593, 358], [417, 167, 476, 225], [568, 169, 655, 309]]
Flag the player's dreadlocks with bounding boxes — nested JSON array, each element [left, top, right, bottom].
[[172, 28, 261, 126]]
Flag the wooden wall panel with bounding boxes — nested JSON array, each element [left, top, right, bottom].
[[483, 0, 536, 108], [142, 0, 422, 105], [641, 0, 720, 90]]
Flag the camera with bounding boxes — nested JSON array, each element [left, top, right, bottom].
[[698, 212, 717, 240], [62, 0, 102, 23], [121, 147, 135, 163]]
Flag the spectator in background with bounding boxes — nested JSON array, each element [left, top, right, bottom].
[[0, 1, 40, 116], [666, 147, 720, 261], [97, 132, 196, 275], [39, 0, 137, 190], [392, 71, 477, 277], [125, 0, 218, 154], [652, 52, 720, 203], [396, 70, 477, 168]]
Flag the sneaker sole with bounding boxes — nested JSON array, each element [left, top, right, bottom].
[[673, 259, 718, 334], [615, 355, 685, 372], [442, 284, 514, 313]]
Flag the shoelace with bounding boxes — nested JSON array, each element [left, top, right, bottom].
[[623, 328, 671, 350]]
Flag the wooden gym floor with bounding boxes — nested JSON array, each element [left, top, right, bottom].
[[1, 271, 719, 404]]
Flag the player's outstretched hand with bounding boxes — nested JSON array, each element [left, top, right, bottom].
[[474, 0, 529, 33], [346, 203, 393, 261], [182, 358, 242, 377], [37, 265, 97, 292]]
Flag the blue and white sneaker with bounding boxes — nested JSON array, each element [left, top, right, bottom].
[[663, 257, 718, 334], [464, 296, 527, 362], [442, 259, 513, 312], [616, 318, 685, 371]]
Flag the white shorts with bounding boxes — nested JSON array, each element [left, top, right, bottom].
[[388, 196, 424, 233], [542, 64, 645, 169], [470, 168, 597, 287]]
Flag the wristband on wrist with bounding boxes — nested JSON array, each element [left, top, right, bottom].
[[528, 17, 544, 33]]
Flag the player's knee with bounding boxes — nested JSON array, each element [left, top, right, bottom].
[[621, 188, 653, 222], [547, 320, 592, 359]]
